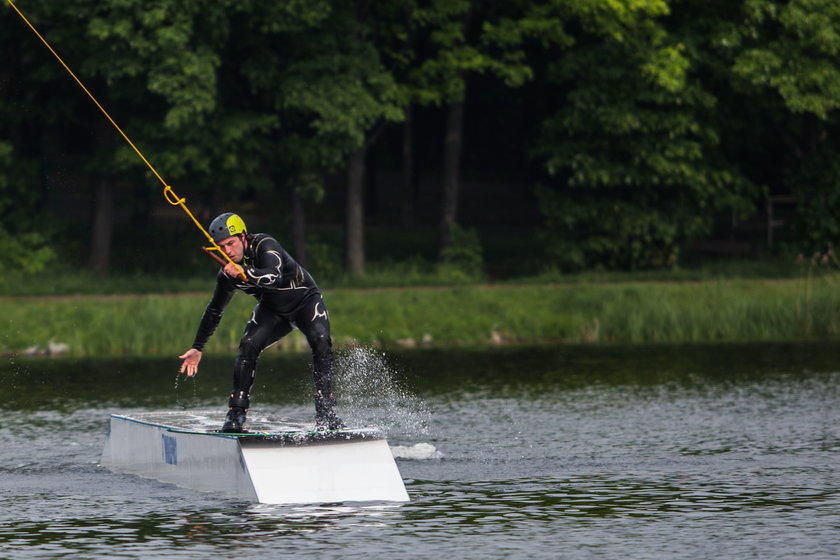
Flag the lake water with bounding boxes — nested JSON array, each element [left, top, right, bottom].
[[1, 343, 839, 559]]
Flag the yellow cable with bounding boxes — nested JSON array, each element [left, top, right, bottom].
[[7, 0, 245, 279]]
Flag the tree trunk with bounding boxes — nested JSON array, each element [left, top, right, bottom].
[[345, 144, 366, 276], [130, 181, 152, 227], [439, 99, 464, 256], [401, 106, 416, 227], [290, 186, 308, 268], [88, 175, 114, 274], [88, 116, 115, 275]]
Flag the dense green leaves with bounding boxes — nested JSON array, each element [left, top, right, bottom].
[[533, 2, 755, 269], [722, 0, 840, 254], [734, 0, 840, 118], [4, 0, 840, 275]]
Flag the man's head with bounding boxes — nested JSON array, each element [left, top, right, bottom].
[[209, 212, 248, 263]]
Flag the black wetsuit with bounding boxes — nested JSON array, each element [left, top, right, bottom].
[[190, 233, 333, 400]]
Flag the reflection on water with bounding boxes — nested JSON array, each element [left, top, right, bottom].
[[1, 343, 839, 559]]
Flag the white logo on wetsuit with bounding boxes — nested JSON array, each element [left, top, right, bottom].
[[312, 302, 328, 321]]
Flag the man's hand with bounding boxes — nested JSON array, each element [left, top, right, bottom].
[[223, 261, 245, 279], [179, 348, 202, 377]]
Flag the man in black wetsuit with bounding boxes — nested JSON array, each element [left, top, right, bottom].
[[178, 212, 343, 433]]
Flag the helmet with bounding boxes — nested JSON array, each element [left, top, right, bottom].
[[209, 213, 248, 243]]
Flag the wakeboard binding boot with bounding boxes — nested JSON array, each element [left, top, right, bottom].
[[221, 392, 249, 433], [315, 391, 345, 431]]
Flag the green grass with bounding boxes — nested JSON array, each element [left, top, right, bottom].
[[4, 274, 840, 357]]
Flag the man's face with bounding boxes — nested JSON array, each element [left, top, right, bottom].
[[219, 235, 246, 263]]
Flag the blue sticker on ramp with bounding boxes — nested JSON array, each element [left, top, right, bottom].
[[162, 434, 177, 465]]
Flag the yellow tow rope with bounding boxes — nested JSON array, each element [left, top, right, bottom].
[[7, 0, 246, 279]]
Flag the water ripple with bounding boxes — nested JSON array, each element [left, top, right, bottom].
[[2, 347, 840, 559]]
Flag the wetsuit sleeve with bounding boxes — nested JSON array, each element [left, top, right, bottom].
[[241, 236, 288, 289], [191, 274, 235, 351]]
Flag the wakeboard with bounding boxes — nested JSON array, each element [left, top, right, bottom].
[[116, 410, 384, 444]]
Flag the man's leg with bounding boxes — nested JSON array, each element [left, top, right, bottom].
[[296, 294, 343, 429], [221, 304, 292, 432]]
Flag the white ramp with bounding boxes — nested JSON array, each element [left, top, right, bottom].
[[101, 411, 410, 504]]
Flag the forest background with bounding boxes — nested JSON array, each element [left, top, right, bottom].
[[3, 0, 840, 356]]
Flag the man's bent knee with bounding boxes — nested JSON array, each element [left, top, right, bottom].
[[237, 336, 262, 361], [307, 322, 332, 356]]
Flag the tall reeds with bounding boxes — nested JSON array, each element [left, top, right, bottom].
[[4, 273, 840, 357]]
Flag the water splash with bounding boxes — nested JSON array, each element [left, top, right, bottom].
[[332, 346, 430, 440], [390, 442, 442, 460], [174, 371, 200, 410]]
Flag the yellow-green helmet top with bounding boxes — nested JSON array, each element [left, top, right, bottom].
[[209, 212, 248, 243]]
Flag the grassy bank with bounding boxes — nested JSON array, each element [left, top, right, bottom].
[[3, 276, 839, 357]]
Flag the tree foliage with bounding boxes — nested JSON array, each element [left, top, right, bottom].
[[532, 0, 752, 269], [727, 0, 840, 252], [4, 0, 840, 276]]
